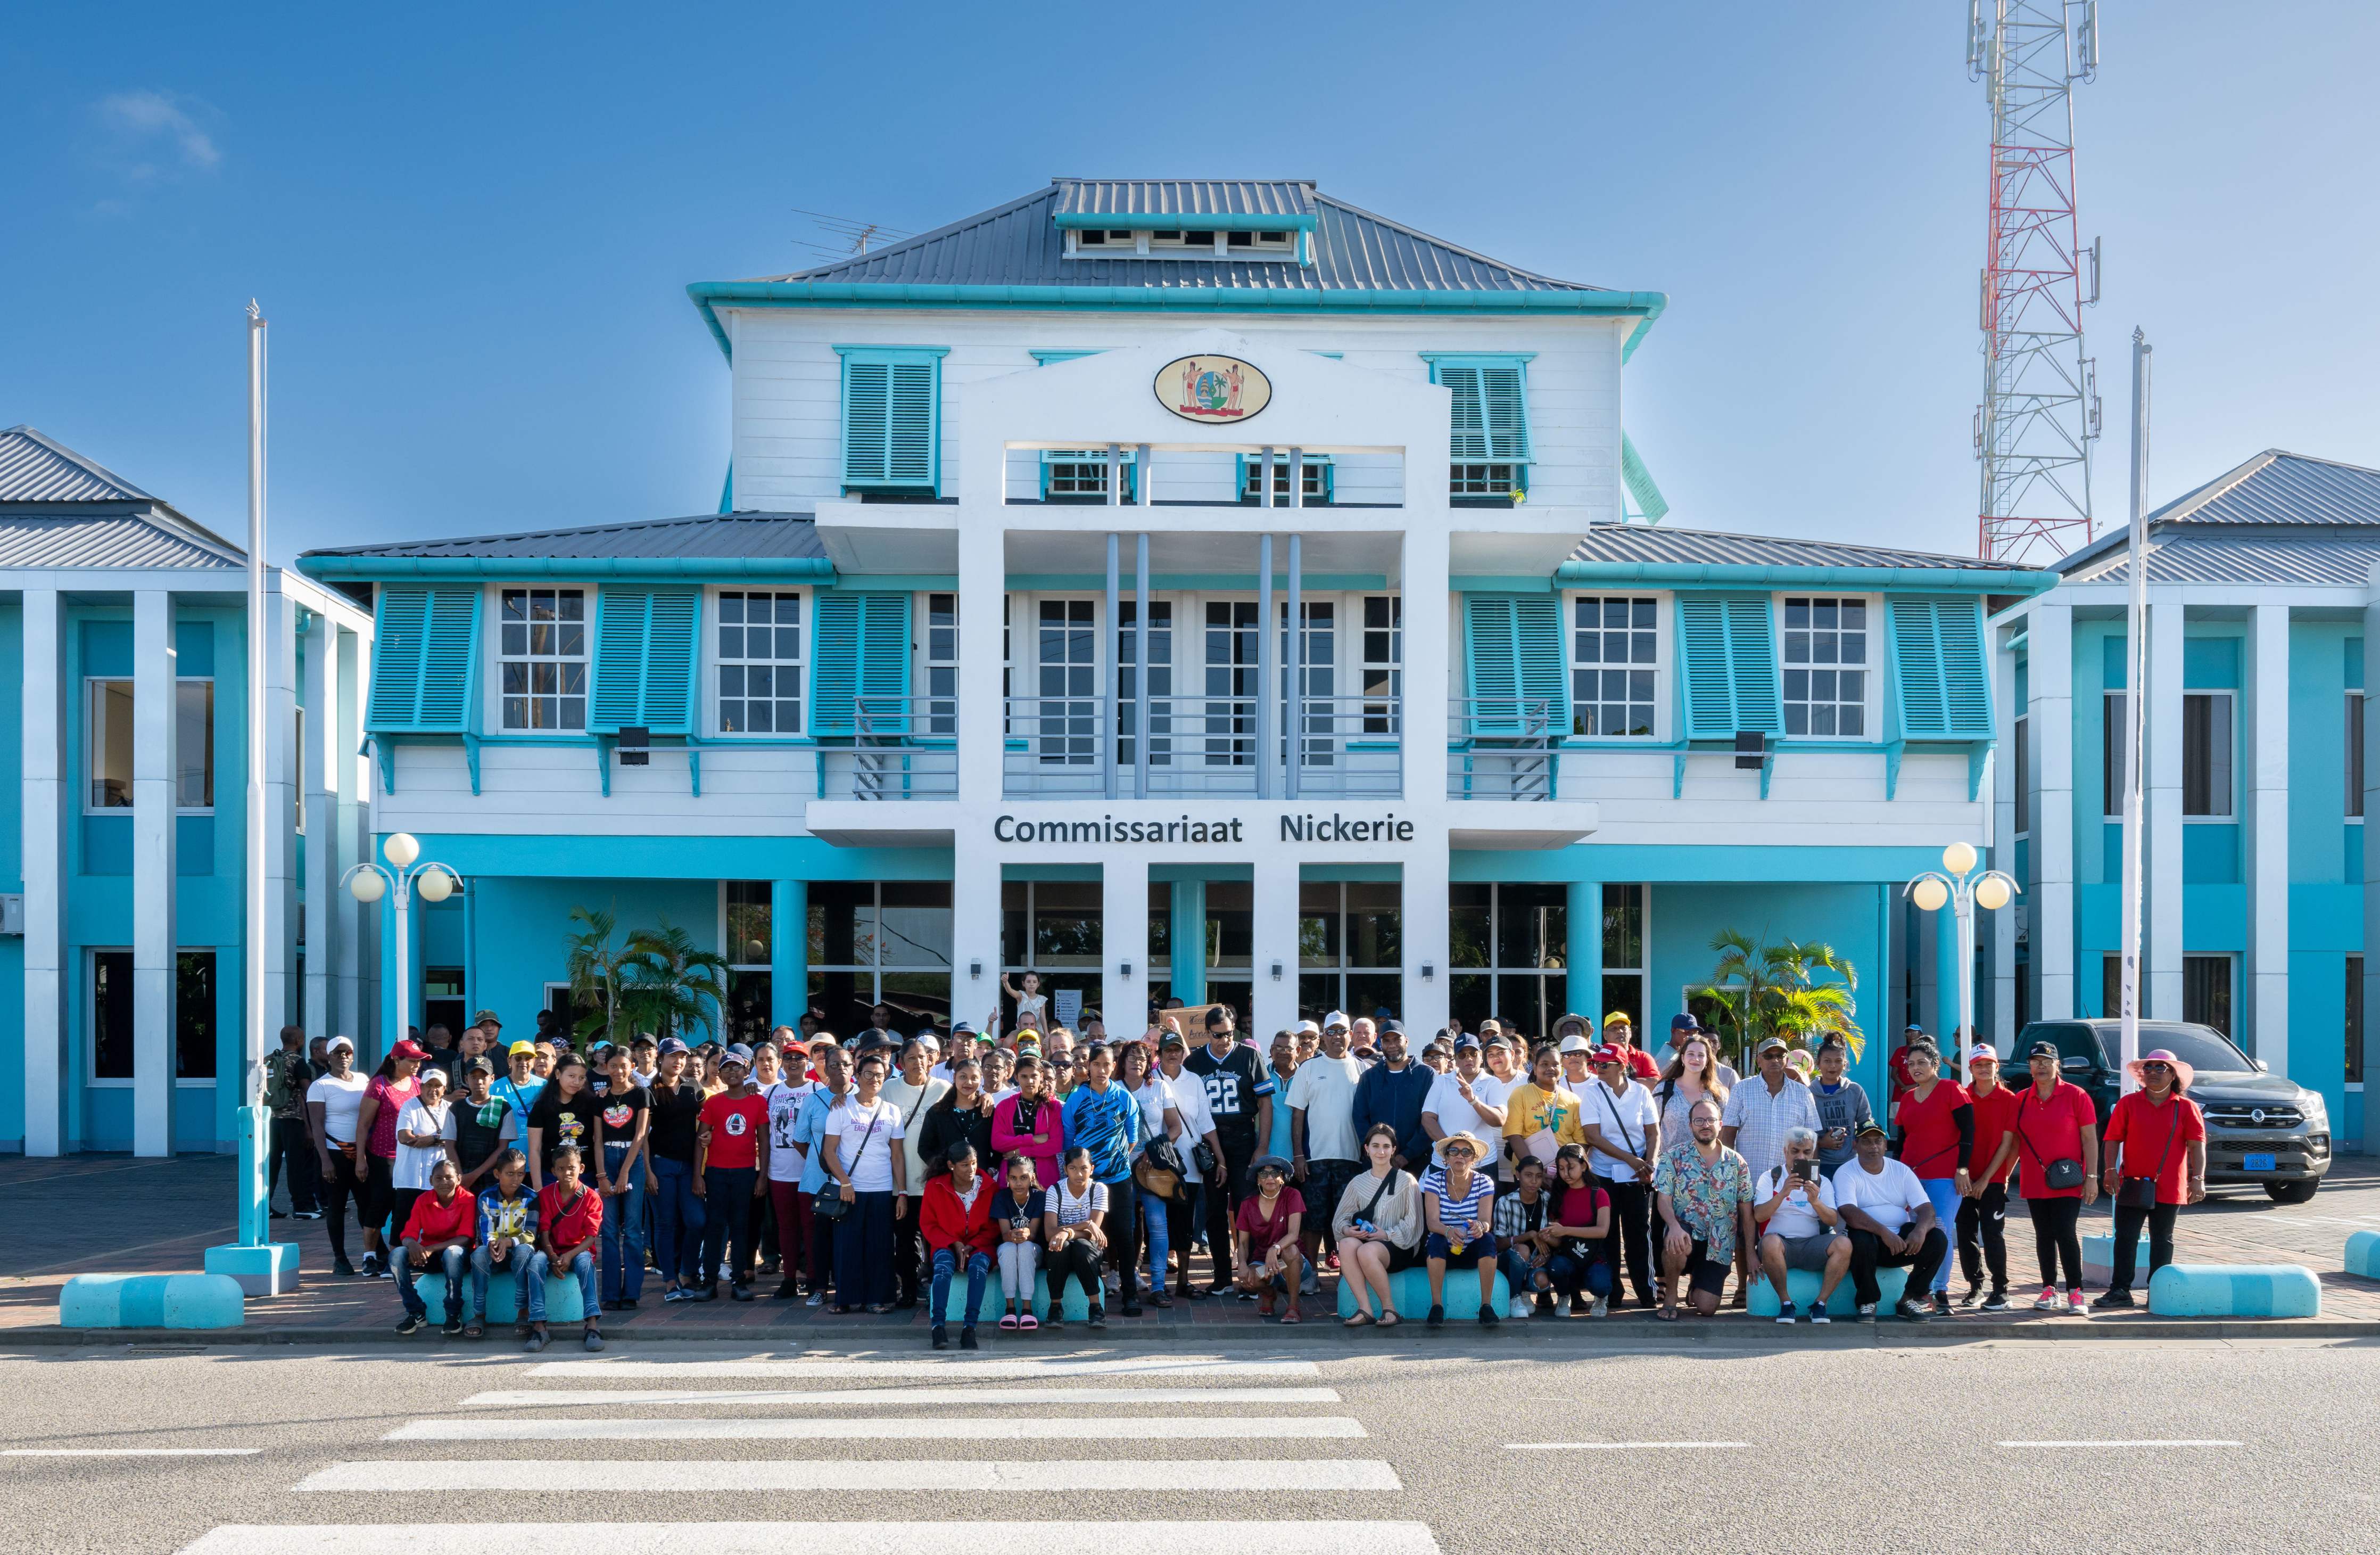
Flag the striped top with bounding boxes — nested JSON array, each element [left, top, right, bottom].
[[1051, 1179, 1109, 1227], [1419, 1165, 1494, 1240]]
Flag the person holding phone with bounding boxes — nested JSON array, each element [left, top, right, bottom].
[[1752, 1124, 1851, 1322]]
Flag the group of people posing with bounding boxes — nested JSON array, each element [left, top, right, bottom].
[[255, 993, 2211, 1350]]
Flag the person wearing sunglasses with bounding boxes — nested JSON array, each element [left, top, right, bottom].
[[2092, 1049, 2208, 1309]]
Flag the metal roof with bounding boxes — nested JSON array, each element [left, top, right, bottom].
[[2063, 532, 2380, 587], [1568, 524, 2038, 574], [0, 515, 240, 570], [2144, 449, 2380, 528], [1053, 179, 1317, 223], [0, 424, 161, 504], [302, 511, 823, 562], [750, 182, 1602, 294]]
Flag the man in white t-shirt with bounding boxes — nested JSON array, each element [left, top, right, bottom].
[[1831, 1120, 1945, 1322], [1286, 1014, 1367, 1285], [1422, 1036, 1509, 1178], [1155, 1032, 1221, 1301], [1752, 1124, 1850, 1323], [762, 1055, 820, 1302], [1579, 1043, 1662, 1310], [1471, 1034, 1522, 1171]]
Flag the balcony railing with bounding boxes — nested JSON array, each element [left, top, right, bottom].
[[1004, 693, 1401, 799], [1447, 696, 1557, 801], [816, 695, 957, 800]]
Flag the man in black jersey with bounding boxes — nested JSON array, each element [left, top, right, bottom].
[[1183, 1006, 1274, 1295]]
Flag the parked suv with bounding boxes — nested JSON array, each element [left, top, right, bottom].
[[2013, 1019, 2331, 1203]]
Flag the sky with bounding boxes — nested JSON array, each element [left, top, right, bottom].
[[5, 1, 2378, 566]]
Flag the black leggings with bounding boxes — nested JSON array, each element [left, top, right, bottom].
[[1104, 1177, 1142, 1303], [1604, 1180, 1656, 1305], [1202, 1137, 1257, 1287], [320, 1150, 364, 1263], [2030, 1195, 2084, 1290], [2110, 1199, 2180, 1291], [1048, 1237, 1106, 1310], [1957, 1181, 2009, 1291]]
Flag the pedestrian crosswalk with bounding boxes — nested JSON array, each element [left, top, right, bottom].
[[169, 1350, 1438, 1554]]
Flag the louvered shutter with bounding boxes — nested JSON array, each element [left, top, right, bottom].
[[1891, 596, 1993, 738], [810, 592, 912, 735], [812, 593, 863, 735], [1465, 595, 1520, 733], [886, 361, 936, 485], [1677, 596, 1781, 738], [1723, 596, 1782, 735], [1514, 595, 1566, 729], [1439, 365, 1488, 460], [590, 587, 699, 735], [1480, 364, 1532, 462], [857, 591, 913, 735], [841, 350, 943, 491], [842, 359, 890, 484], [367, 585, 480, 733]]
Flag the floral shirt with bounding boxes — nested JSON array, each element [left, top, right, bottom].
[[1651, 1140, 1755, 1264]]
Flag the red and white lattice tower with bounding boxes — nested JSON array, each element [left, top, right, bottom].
[[1970, 0, 2103, 563]]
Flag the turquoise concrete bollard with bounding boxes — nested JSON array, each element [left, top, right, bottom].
[[2082, 1235, 2157, 1285], [2345, 1230, 2380, 1280], [60, 1273, 245, 1330], [1746, 1265, 1904, 1316], [1335, 1265, 1511, 1320], [2146, 1263, 2321, 1319], [931, 1268, 1095, 1325], [411, 1266, 585, 1326]]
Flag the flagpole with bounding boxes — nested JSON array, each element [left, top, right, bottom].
[[242, 301, 271, 1240], [2119, 329, 2151, 1095]]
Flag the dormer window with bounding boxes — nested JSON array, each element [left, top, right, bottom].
[[1075, 229, 1135, 246], [1065, 226, 1300, 260], [1149, 229, 1219, 248]]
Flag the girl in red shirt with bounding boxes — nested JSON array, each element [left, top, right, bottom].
[[2012, 1041, 2100, 1313], [1891, 1044, 1973, 1314], [921, 1142, 996, 1348], [2092, 1049, 2207, 1309]]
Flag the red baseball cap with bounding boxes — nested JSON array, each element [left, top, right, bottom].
[[391, 1038, 429, 1061], [1589, 1043, 1627, 1067]]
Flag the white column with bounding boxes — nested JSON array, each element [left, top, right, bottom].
[[131, 590, 178, 1157], [1404, 846, 1451, 1039], [334, 625, 366, 1043], [301, 608, 335, 1040], [1102, 857, 1149, 1032], [2363, 574, 2380, 1084], [953, 513, 1006, 1023], [1400, 519, 1454, 1038], [262, 586, 298, 1057], [2146, 599, 2186, 1019], [21, 588, 66, 1155], [1990, 618, 2019, 1048], [2249, 603, 2291, 1074], [1249, 851, 1301, 1039], [2029, 603, 2077, 1018]]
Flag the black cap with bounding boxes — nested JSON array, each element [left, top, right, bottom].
[[1854, 1119, 1888, 1139], [2026, 1040, 2061, 1062]]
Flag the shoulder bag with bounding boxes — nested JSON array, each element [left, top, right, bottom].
[[2114, 1099, 2182, 1211], [813, 1104, 882, 1223], [2015, 1088, 2086, 1191]]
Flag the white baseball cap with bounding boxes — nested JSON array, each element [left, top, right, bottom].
[[1293, 1019, 1320, 1036], [1323, 1010, 1351, 1031], [1966, 1042, 2001, 1066]]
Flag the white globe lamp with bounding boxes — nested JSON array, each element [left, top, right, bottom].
[[1912, 877, 1950, 914], [1974, 875, 2013, 912], [1942, 841, 1978, 877], [384, 832, 420, 868], [349, 869, 386, 903]]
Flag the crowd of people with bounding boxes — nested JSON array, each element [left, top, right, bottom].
[[252, 993, 2210, 1351]]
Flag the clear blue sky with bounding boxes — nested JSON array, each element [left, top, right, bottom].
[[6, 1, 2377, 564]]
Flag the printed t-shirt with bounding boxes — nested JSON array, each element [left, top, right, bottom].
[[2011, 1082, 2098, 1199], [698, 1090, 769, 1171], [1893, 1081, 1972, 1180], [1553, 1183, 1611, 1257], [763, 1080, 817, 1183], [593, 1084, 649, 1156], [391, 1098, 452, 1191], [827, 1096, 904, 1192], [2103, 1090, 2206, 1205], [1753, 1163, 1838, 1239], [1501, 1082, 1588, 1170], [524, 1085, 600, 1175], [1184, 1042, 1275, 1145], [1966, 1083, 2022, 1182]]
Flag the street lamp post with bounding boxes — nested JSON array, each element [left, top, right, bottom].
[[344, 832, 461, 1052], [1906, 841, 2021, 1054]]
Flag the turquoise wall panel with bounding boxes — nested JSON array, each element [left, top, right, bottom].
[[2183, 635, 2239, 689], [2182, 885, 2247, 952], [422, 900, 467, 967], [2289, 885, 2364, 952], [404, 833, 951, 882], [85, 1088, 133, 1153], [176, 815, 213, 877], [467, 876, 723, 1039], [2183, 825, 2239, 884], [0, 936, 21, 1148], [2288, 620, 2356, 885], [173, 619, 214, 676], [1452, 843, 1946, 884], [82, 620, 132, 677], [2288, 949, 2350, 1144], [82, 815, 131, 876], [0, 602, 22, 886]]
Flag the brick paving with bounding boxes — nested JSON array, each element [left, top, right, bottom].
[[5, 1152, 2379, 1334]]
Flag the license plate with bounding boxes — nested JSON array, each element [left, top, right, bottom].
[[2244, 1153, 2277, 1172]]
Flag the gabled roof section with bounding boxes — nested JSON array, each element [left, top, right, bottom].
[[298, 512, 828, 580], [1558, 524, 2054, 594], [0, 424, 245, 570], [1053, 179, 1317, 227], [0, 516, 242, 570], [2052, 449, 2380, 583], [0, 423, 161, 505]]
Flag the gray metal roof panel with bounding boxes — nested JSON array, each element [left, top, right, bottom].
[[2063, 531, 2380, 587], [1054, 179, 1316, 221], [0, 515, 241, 570], [0, 424, 161, 504], [753, 184, 1600, 294], [304, 512, 824, 561], [2052, 449, 2380, 577], [1567, 524, 2039, 575]]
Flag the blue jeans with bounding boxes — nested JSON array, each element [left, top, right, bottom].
[[521, 1247, 597, 1323], [398, 1243, 467, 1319], [1499, 1247, 1555, 1298], [931, 1246, 992, 1326], [1547, 1250, 1613, 1298], [1920, 1178, 1964, 1293], [833, 1190, 897, 1307], [600, 1145, 648, 1304], [1136, 1187, 1172, 1290], [700, 1166, 759, 1287], [469, 1241, 522, 1321], [649, 1155, 704, 1285]]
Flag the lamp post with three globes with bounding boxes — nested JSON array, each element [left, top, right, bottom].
[[1905, 841, 2020, 1056], [342, 832, 461, 1051]]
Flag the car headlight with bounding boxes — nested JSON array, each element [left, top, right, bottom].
[[2299, 1091, 2329, 1131]]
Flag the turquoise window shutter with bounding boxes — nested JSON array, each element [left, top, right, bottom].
[[1621, 432, 1670, 522], [1677, 595, 1780, 738], [1440, 365, 1488, 460], [1892, 596, 1993, 738], [1514, 594, 1565, 729], [1480, 364, 1532, 462], [838, 347, 947, 492], [1427, 355, 1534, 464], [811, 593, 863, 735], [886, 361, 936, 485], [842, 360, 891, 484], [368, 585, 479, 733], [642, 589, 700, 732], [1723, 596, 1782, 734], [858, 590, 913, 734], [811, 591, 912, 735], [590, 587, 699, 734], [1463, 595, 1560, 734]]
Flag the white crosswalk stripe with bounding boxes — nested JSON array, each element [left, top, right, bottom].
[[299, 1458, 1402, 1492], [387, 1415, 1367, 1442], [462, 1385, 1342, 1408], [181, 1524, 1440, 1555], [527, 1356, 1323, 1379]]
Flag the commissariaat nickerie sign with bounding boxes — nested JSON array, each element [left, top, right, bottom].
[[993, 812, 1414, 844]]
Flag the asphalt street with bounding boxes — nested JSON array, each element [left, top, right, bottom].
[[1, 1336, 2375, 1554]]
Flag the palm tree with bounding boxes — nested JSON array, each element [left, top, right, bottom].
[[616, 919, 730, 1045], [1698, 930, 1863, 1069], [563, 906, 630, 1044]]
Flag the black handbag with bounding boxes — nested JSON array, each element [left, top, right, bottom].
[[813, 1105, 884, 1222], [2017, 1089, 2085, 1190]]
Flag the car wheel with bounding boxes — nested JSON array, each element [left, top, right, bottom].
[[2265, 1179, 2320, 1205]]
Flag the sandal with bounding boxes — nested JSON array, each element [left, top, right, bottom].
[[1655, 1304, 1680, 1322], [1279, 1305, 1301, 1324], [1019, 1314, 1039, 1331], [1344, 1312, 1374, 1328], [462, 1321, 484, 1339], [1376, 1311, 1402, 1328], [998, 1314, 1021, 1330]]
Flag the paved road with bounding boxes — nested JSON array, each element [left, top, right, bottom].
[[1, 1336, 2374, 1554]]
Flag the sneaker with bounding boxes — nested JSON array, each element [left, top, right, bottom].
[[358, 1253, 380, 1279], [2032, 1287, 2062, 1313], [1980, 1290, 2010, 1312], [805, 1290, 827, 1307], [1236, 1288, 1259, 1303], [524, 1326, 549, 1354], [1181, 1284, 1209, 1302], [931, 1325, 949, 1351], [333, 1258, 358, 1278], [2067, 1289, 2088, 1315], [772, 1282, 800, 1301], [1087, 1306, 1107, 1329], [690, 1284, 718, 1303], [2090, 1289, 2136, 1311], [1856, 1302, 1879, 1321], [1590, 1296, 1609, 1318], [1478, 1304, 1500, 1328], [959, 1326, 979, 1351], [393, 1314, 423, 1336], [730, 1282, 754, 1303], [440, 1319, 465, 1338], [1930, 1291, 1953, 1317], [583, 1328, 604, 1353], [292, 1208, 324, 1221], [1301, 1275, 1321, 1297], [1121, 1301, 1143, 1318], [1426, 1303, 1445, 1328], [1894, 1296, 1930, 1322], [1809, 1301, 1831, 1324], [1508, 1297, 1533, 1320], [1774, 1302, 1798, 1325]]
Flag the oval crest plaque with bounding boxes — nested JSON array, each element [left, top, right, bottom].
[[1156, 355, 1271, 424]]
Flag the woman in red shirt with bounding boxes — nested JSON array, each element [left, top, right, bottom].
[[2092, 1049, 2207, 1309], [1234, 1156, 1307, 1323], [1890, 1042, 1973, 1314], [1956, 1043, 2023, 1310], [2011, 1039, 2100, 1313], [921, 1142, 995, 1350]]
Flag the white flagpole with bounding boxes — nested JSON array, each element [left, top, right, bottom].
[[241, 301, 271, 1242], [2119, 328, 2151, 1095]]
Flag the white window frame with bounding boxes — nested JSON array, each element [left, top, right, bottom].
[[1359, 593, 1402, 738], [1776, 593, 1878, 741], [176, 676, 215, 815], [1565, 590, 1666, 741], [2181, 688, 2236, 821], [2103, 689, 2129, 818], [923, 591, 959, 740], [1067, 227, 1296, 260], [84, 677, 134, 814], [492, 583, 590, 734], [2348, 690, 2365, 823], [710, 586, 807, 739]]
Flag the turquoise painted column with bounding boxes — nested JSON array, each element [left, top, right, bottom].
[[1170, 879, 1206, 1004], [1934, 892, 1964, 1046], [376, 884, 400, 1066], [1566, 880, 1602, 1024], [772, 879, 807, 1029]]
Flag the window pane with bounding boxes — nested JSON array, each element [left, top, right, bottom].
[[2184, 693, 2233, 817], [1495, 882, 1566, 970], [879, 881, 953, 967], [90, 680, 134, 809], [2349, 956, 2365, 1085], [2014, 717, 2032, 834], [2350, 695, 2366, 820], [1602, 883, 1644, 972], [176, 951, 217, 1079], [176, 681, 214, 808], [725, 881, 772, 968], [1299, 882, 1342, 968], [1449, 883, 1491, 969], [92, 950, 134, 1079], [2183, 955, 2233, 1041], [2104, 692, 2128, 817], [1346, 882, 1402, 969]]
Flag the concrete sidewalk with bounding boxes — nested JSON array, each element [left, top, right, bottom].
[[6, 1153, 2379, 1342]]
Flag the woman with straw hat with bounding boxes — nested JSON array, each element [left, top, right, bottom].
[[2092, 1049, 2207, 1309]]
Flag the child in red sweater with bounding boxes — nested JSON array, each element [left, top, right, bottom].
[[921, 1142, 995, 1350]]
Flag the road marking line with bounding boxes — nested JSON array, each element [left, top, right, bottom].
[[389, 1416, 1365, 1442], [1996, 1439, 2241, 1449], [1505, 1441, 1747, 1451], [299, 1459, 1400, 1493], [177, 1522, 1441, 1555], [4, 1448, 263, 1458], [462, 1386, 1342, 1408], [527, 1357, 1323, 1380]]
